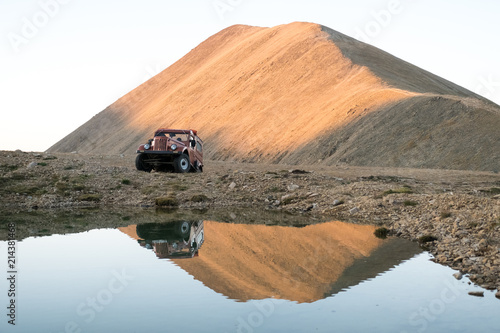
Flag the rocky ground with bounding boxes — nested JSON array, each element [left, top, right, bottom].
[[1, 150, 499, 296]]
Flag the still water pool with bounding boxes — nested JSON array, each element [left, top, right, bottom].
[[0, 210, 499, 332]]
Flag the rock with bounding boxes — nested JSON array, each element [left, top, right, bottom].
[[289, 169, 309, 174], [453, 272, 463, 280], [478, 239, 488, 247], [349, 207, 360, 214], [332, 199, 343, 207], [436, 255, 448, 264], [229, 182, 236, 189], [287, 184, 300, 191], [304, 204, 315, 212], [496, 291, 500, 299], [27, 162, 37, 168], [468, 291, 484, 297]]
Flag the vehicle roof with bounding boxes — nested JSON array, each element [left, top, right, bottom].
[[154, 129, 202, 141], [155, 129, 191, 133]]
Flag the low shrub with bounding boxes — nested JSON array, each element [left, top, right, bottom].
[[191, 194, 209, 203], [418, 235, 438, 244], [383, 186, 413, 196], [155, 196, 179, 207], [374, 227, 389, 239], [78, 194, 101, 202], [440, 211, 452, 219]]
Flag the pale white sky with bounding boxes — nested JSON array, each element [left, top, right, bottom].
[[1, 0, 499, 152]]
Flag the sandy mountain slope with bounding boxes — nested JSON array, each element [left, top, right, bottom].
[[48, 22, 500, 171]]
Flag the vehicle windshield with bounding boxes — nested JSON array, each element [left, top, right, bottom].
[[157, 132, 189, 141]]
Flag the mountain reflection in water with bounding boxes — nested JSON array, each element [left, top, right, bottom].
[[119, 220, 420, 303]]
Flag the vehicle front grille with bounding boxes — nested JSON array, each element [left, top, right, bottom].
[[153, 137, 168, 151]]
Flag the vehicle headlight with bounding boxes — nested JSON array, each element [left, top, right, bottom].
[[170, 144, 177, 150], [144, 144, 151, 150]]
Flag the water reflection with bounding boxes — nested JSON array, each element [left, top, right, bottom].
[[118, 219, 421, 303], [1, 209, 498, 333], [118, 221, 204, 259]]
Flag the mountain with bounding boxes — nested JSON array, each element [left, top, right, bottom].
[[48, 22, 500, 171]]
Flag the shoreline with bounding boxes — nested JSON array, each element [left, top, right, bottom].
[[1, 150, 499, 295]]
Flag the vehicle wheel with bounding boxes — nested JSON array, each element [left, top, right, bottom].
[[174, 154, 190, 173], [175, 221, 191, 239], [135, 154, 152, 172], [193, 160, 203, 173]]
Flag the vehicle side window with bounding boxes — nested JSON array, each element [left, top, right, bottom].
[[196, 141, 203, 152]]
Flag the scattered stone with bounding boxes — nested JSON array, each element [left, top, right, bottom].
[[349, 207, 360, 214], [304, 204, 315, 212], [495, 291, 500, 299], [478, 239, 488, 249], [27, 161, 37, 168], [230, 213, 237, 220], [229, 182, 236, 189], [436, 255, 447, 263], [287, 184, 300, 191], [468, 291, 484, 297], [332, 200, 344, 206], [453, 272, 463, 280]]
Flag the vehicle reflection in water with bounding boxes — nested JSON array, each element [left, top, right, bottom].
[[119, 221, 204, 259]]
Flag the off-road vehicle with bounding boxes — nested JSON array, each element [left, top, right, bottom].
[[136, 129, 203, 173]]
